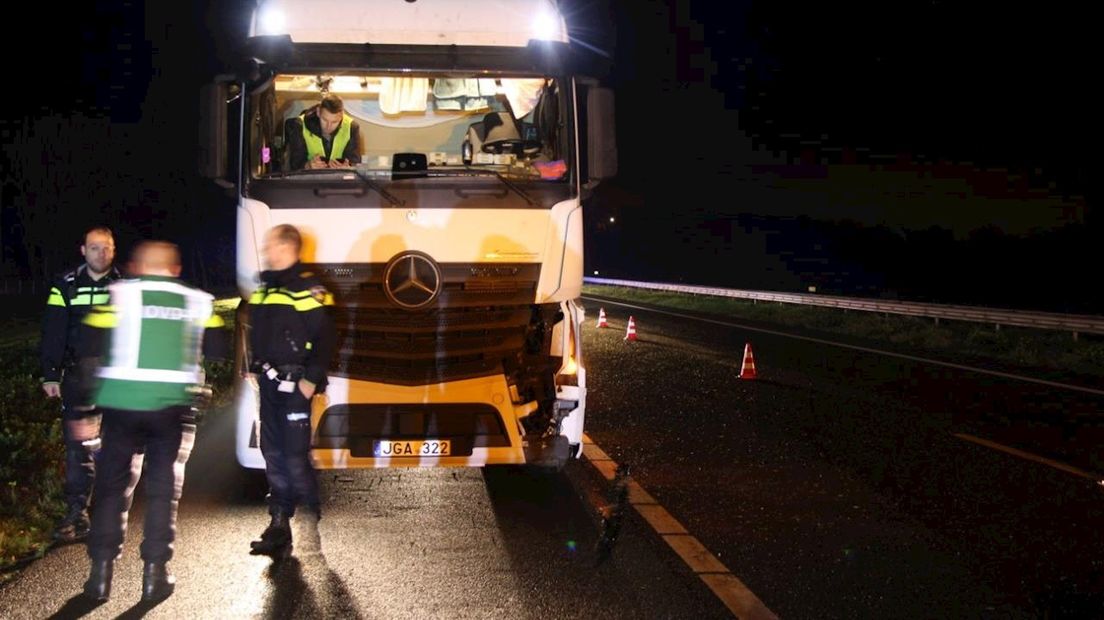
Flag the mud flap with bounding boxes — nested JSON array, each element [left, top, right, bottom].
[[522, 434, 571, 469]]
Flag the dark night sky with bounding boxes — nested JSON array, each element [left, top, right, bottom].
[[592, 0, 1100, 310], [1, 0, 1099, 310], [618, 2, 1098, 173]]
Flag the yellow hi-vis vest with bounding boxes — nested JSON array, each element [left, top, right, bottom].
[[301, 111, 353, 162]]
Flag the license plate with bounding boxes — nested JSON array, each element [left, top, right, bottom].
[[373, 440, 451, 457]]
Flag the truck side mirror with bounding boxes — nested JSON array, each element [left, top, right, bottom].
[[198, 78, 238, 189], [585, 86, 618, 188]]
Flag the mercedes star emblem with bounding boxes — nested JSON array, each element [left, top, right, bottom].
[[383, 252, 442, 309]]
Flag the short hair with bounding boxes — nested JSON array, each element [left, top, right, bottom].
[[270, 224, 302, 253], [83, 225, 113, 245], [319, 94, 344, 115], [130, 241, 180, 273]]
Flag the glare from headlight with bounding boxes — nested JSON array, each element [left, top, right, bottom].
[[531, 11, 560, 41], [258, 6, 287, 36]]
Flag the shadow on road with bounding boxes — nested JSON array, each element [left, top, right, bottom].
[[43, 592, 162, 619], [482, 464, 599, 560], [259, 555, 364, 620], [481, 463, 731, 619], [186, 406, 365, 618], [113, 598, 162, 619], [45, 594, 104, 619]]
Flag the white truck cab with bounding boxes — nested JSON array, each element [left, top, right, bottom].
[[201, 0, 616, 469]]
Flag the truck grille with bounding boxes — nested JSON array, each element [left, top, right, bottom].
[[306, 262, 540, 385]]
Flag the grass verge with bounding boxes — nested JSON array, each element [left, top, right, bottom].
[[582, 284, 1104, 384], [0, 300, 237, 580]]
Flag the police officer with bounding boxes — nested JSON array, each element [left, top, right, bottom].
[[80, 241, 227, 602], [247, 224, 335, 556], [40, 225, 121, 542]]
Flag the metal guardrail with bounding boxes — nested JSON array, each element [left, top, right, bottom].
[[584, 277, 1104, 337]]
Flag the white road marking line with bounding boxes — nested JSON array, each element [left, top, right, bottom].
[[701, 573, 781, 620], [584, 443, 613, 462], [581, 433, 777, 619], [663, 534, 729, 573], [582, 295, 1104, 398], [590, 459, 618, 481], [953, 432, 1103, 481], [626, 480, 659, 505], [636, 504, 689, 535]]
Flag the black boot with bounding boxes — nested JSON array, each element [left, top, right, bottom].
[[142, 561, 176, 602], [82, 559, 113, 601], [249, 510, 292, 557], [53, 506, 91, 543]]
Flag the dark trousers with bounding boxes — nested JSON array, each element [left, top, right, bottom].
[[258, 377, 319, 517], [60, 366, 100, 513], [87, 405, 195, 563]]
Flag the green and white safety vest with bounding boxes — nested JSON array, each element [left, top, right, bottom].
[[84, 276, 224, 411], [301, 110, 353, 162]]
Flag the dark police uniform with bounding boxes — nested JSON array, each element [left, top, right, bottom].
[[248, 261, 335, 540], [40, 264, 121, 539]]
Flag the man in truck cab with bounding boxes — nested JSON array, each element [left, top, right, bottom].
[[285, 93, 362, 170]]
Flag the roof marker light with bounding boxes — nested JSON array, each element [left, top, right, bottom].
[[532, 10, 560, 41], [258, 5, 287, 36]]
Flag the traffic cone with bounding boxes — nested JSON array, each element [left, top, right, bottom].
[[624, 316, 637, 341], [739, 342, 757, 379], [596, 308, 609, 328]]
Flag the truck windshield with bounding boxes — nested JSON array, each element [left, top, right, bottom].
[[247, 73, 572, 186]]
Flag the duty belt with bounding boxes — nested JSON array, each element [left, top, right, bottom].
[[257, 362, 304, 379], [258, 362, 306, 394]]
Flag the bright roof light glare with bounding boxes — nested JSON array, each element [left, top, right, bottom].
[[531, 11, 561, 41], [257, 5, 287, 36]]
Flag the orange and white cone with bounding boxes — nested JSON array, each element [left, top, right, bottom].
[[624, 316, 637, 341], [739, 342, 757, 379], [596, 308, 609, 328]]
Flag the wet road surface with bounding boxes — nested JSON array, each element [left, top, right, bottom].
[[6, 293, 1104, 618], [0, 397, 731, 619], [581, 295, 1104, 618]]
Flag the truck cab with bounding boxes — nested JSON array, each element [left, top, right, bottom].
[[201, 0, 616, 469]]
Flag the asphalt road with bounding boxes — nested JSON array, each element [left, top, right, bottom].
[[0, 396, 731, 619], [580, 294, 1104, 618], [5, 294, 1103, 618]]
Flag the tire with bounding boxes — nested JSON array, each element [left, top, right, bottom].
[[238, 466, 268, 503]]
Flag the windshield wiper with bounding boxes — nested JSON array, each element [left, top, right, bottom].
[[447, 167, 539, 207], [350, 168, 404, 206], [265, 168, 353, 180], [264, 168, 404, 207]]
